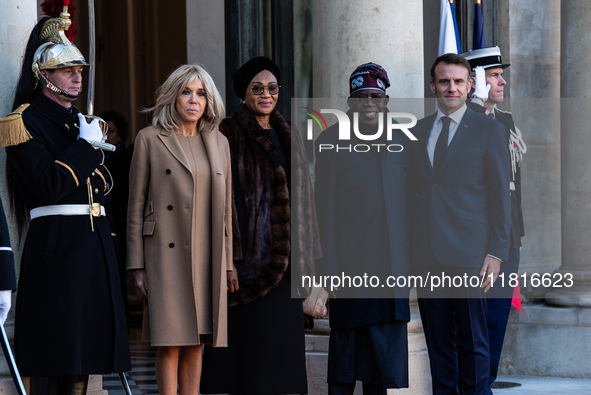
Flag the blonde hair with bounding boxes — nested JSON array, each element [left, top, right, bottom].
[[144, 64, 225, 133]]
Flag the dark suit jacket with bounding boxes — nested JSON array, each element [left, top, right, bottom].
[[468, 102, 525, 249], [315, 116, 411, 328], [410, 106, 511, 268]]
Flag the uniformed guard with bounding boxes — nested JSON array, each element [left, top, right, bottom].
[[461, 46, 527, 395], [0, 1, 131, 394]]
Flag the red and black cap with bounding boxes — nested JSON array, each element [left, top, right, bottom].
[[349, 62, 390, 95]]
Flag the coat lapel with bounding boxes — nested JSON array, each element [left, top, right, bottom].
[[201, 127, 223, 174], [201, 127, 225, 224], [157, 129, 192, 173]]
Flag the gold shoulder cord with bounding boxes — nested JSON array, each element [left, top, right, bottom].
[[86, 177, 94, 232], [86, 177, 102, 232], [0, 104, 32, 147], [55, 160, 79, 186], [96, 150, 114, 196], [94, 168, 108, 193]]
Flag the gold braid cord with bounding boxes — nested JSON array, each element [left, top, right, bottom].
[[0, 104, 32, 147]]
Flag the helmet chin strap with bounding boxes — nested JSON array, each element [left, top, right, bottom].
[[35, 66, 80, 100]]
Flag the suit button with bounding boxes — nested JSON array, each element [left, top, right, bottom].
[[166, 169, 171, 174], [94, 188, 99, 194], [169, 243, 175, 248], [433, 182, 438, 188], [167, 205, 173, 210]]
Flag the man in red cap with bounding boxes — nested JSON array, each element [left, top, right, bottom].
[[315, 62, 411, 395]]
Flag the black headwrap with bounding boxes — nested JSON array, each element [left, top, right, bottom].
[[233, 56, 281, 100]]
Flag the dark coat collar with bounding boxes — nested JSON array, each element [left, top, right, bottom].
[[221, 104, 320, 305]]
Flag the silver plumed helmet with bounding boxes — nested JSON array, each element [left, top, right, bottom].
[[32, 6, 88, 98]]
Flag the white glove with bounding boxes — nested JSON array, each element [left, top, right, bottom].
[[472, 66, 491, 101], [78, 113, 103, 148], [0, 290, 11, 325]]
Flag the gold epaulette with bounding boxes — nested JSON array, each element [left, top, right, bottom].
[[0, 104, 32, 147]]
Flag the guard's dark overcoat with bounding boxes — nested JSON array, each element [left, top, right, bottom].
[[468, 102, 525, 249], [6, 93, 131, 376]]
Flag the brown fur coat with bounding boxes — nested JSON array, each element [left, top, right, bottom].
[[221, 104, 320, 305]]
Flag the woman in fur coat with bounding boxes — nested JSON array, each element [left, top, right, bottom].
[[201, 57, 320, 394]]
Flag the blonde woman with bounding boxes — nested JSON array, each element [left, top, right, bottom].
[[127, 64, 236, 395]]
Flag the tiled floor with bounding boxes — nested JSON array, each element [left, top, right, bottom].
[[493, 375, 591, 395], [101, 340, 591, 395], [103, 342, 158, 395]]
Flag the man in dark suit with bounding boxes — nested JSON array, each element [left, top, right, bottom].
[[315, 63, 411, 395], [410, 53, 510, 394], [461, 46, 526, 394]]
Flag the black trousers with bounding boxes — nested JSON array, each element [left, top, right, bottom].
[[416, 264, 489, 395]]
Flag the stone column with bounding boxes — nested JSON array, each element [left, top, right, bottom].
[[497, 0, 561, 294], [0, 1, 36, 393], [312, 0, 424, 99], [546, 0, 591, 307], [186, 0, 226, 104]]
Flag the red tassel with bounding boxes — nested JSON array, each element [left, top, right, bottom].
[[511, 279, 522, 313], [40, 0, 78, 42], [41, 0, 67, 17]]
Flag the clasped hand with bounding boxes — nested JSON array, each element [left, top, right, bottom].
[[227, 264, 239, 293], [78, 114, 116, 151]]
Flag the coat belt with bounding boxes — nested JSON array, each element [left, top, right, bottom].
[[30, 203, 105, 220]]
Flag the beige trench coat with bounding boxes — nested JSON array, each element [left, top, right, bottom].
[[127, 125, 232, 347]]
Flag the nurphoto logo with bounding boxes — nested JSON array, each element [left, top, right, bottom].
[[304, 107, 419, 153]]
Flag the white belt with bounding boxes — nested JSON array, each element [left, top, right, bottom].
[[30, 204, 105, 220]]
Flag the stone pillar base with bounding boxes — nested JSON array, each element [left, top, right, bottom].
[[501, 303, 591, 378], [546, 288, 591, 307], [88, 375, 107, 394], [0, 377, 19, 395], [545, 269, 591, 307]]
